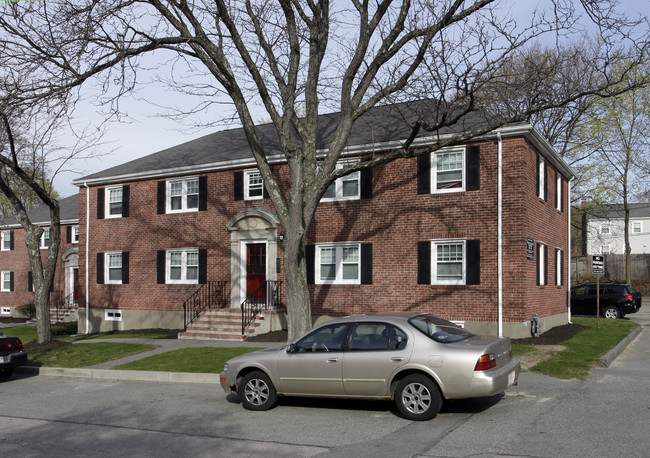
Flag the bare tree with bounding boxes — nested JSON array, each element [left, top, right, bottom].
[[572, 61, 650, 283], [1, 1, 647, 339]]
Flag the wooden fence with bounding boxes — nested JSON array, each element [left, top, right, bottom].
[[571, 254, 650, 283]]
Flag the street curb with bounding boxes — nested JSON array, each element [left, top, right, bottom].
[[597, 326, 644, 368], [16, 365, 220, 384]]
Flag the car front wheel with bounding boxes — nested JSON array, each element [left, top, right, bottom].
[[238, 371, 278, 411], [395, 374, 442, 421], [603, 306, 621, 319]]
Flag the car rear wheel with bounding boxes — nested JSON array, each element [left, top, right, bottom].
[[238, 371, 278, 411], [395, 374, 442, 421], [603, 306, 621, 319]]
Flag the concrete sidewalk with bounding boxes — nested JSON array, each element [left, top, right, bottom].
[[16, 336, 286, 384]]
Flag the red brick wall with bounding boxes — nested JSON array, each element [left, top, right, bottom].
[[78, 134, 569, 326], [0, 225, 77, 311]]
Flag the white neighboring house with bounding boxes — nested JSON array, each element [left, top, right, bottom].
[[586, 204, 650, 255]]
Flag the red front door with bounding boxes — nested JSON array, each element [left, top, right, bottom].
[[73, 268, 79, 303], [246, 244, 266, 299]]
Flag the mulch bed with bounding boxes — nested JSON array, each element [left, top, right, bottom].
[[513, 323, 588, 346]]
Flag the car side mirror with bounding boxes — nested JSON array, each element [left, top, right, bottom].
[[287, 343, 296, 354]]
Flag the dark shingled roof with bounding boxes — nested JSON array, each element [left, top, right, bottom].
[[0, 194, 79, 228], [76, 100, 488, 183]]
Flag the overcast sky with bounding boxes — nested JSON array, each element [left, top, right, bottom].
[[52, 0, 649, 198]]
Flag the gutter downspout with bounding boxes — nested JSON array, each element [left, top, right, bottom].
[[497, 133, 503, 337], [568, 178, 573, 324], [84, 183, 90, 334]]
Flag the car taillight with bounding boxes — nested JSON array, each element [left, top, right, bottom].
[[14, 339, 23, 351], [475, 353, 496, 371], [624, 294, 633, 301]]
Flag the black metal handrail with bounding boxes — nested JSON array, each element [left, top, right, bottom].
[[49, 290, 68, 322], [241, 280, 283, 335], [183, 281, 229, 331]]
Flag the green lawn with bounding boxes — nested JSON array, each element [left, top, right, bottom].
[[113, 347, 263, 373], [28, 343, 157, 368], [523, 317, 638, 379]]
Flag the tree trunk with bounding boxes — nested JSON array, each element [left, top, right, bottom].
[[25, 226, 51, 344], [282, 227, 312, 342]]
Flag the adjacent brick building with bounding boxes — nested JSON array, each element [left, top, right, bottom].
[[0, 194, 80, 320], [71, 104, 573, 339]]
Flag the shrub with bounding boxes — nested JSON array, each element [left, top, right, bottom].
[[16, 303, 36, 319]]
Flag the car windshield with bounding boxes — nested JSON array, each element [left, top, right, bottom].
[[409, 314, 473, 343]]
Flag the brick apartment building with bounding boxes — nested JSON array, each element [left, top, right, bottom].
[[70, 104, 573, 339], [0, 194, 80, 321]]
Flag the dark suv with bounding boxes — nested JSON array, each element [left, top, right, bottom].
[[570, 282, 642, 319]]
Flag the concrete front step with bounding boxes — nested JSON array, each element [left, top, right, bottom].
[[179, 307, 284, 341]]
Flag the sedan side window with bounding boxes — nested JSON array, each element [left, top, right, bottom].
[[295, 323, 350, 352], [349, 322, 408, 351]]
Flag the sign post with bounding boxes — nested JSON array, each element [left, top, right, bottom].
[[591, 255, 605, 331]]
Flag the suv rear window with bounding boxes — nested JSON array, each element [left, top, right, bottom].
[[409, 314, 473, 343]]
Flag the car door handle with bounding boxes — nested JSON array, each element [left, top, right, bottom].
[[391, 357, 405, 362], [327, 358, 340, 363]]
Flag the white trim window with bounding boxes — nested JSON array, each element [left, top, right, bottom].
[[1, 271, 12, 292], [72, 226, 80, 244], [555, 173, 562, 210], [555, 248, 563, 286], [322, 161, 360, 201], [631, 221, 642, 233], [105, 186, 124, 218], [167, 249, 199, 284], [40, 227, 51, 249], [168, 177, 199, 213], [105, 309, 122, 321], [105, 252, 123, 284], [537, 155, 546, 199], [432, 148, 465, 193], [600, 222, 610, 235], [244, 169, 264, 200], [537, 243, 547, 286], [1, 307, 10, 315], [316, 243, 360, 284], [431, 240, 466, 285], [1, 230, 11, 251]]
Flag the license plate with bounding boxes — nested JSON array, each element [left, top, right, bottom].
[[508, 370, 516, 386], [0, 356, 4, 363]]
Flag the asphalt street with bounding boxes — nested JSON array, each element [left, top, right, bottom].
[[1, 309, 648, 457]]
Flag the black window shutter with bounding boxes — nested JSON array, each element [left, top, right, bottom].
[[360, 167, 373, 199], [97, 252, 104, 284], [28, 271, 33, 292], [122, 185, 130, 217], [122, 251, 130, 284], [360, 243, 373, 284], [263, 171, 271, 199], [199, 176, 208, 211], [157, 181, 166, 214], [9, 230, 14, 250], [9, 271, 14, 292], [536, 155, 541, 199], [466, 240, 481, 285], [417, 154, 431, 194], [466, 145, 480, 191], [234, 171, 244, 201], [417, 241, 431, 284], [66, 226, 72, 244], [199, 248, 207, 284], [157, 250, 166, 284], [306, 244, 315, 285], [97, 188, 105, 219]]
